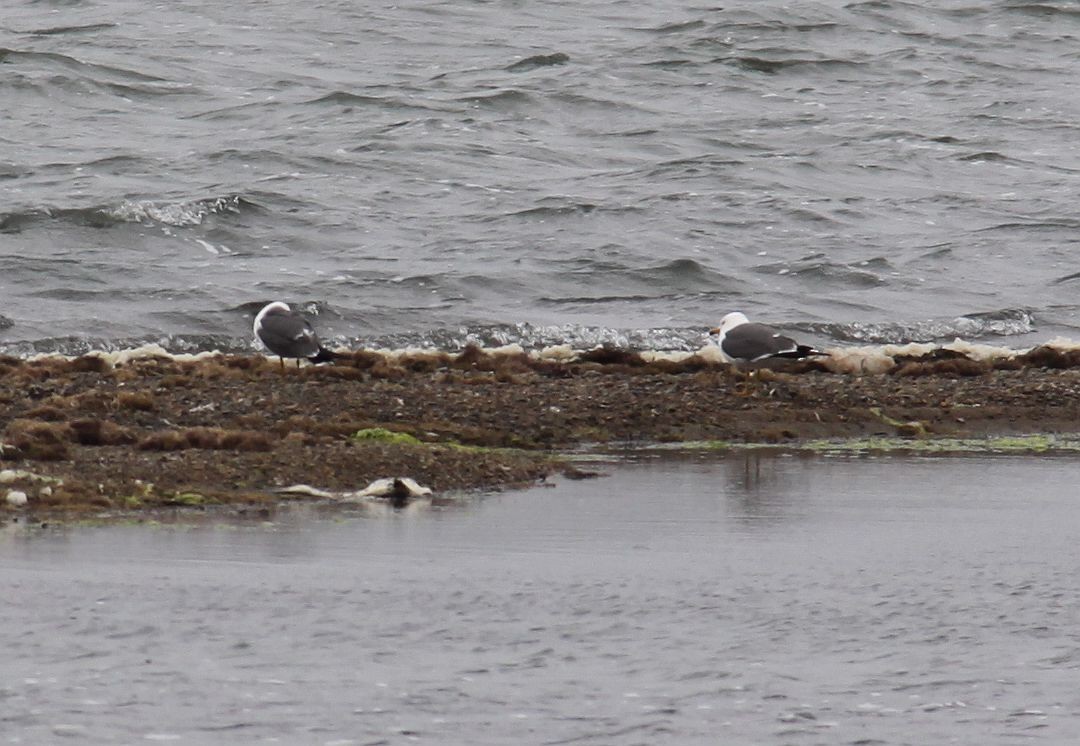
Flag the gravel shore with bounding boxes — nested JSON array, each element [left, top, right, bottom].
[[2, 344, 1079, 516]]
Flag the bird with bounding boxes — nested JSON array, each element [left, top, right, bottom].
[[708, 311, 824, 365], [252, 301, 337, 368]]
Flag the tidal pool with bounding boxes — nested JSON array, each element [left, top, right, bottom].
[[3, 452, 1079, 744]]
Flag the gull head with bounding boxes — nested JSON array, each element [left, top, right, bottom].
[[709, 311, 750, 338]]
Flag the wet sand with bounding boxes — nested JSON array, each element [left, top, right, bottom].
[[2, 344, 1080, 515]]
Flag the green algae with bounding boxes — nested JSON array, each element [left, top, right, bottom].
[[170, 492, 208, 506], [348, 429, 543, 459], [867, 406, 929, 437], [675, 434, 1075, 455], [444, 441, 525, 455], [349, 428, 424, 446]]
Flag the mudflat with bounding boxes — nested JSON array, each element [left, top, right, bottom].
[[1, 344, 1079, 516]]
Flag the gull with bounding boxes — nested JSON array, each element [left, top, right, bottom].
[[253, 301, 336, 368], [709, 312, 824, 365]]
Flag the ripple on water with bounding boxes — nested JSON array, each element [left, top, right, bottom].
[[4, 455, 1080, 742]]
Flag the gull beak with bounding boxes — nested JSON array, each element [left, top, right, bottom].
[[708, 327, 722, 336]]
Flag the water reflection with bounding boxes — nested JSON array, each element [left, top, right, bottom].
[[722, 450, 801, 527]]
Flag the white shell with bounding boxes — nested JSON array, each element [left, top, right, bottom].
[[273, 484, 335, 499]]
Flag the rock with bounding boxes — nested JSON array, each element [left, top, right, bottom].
[[6, 490, 28, 507], [354, 477, 433, 500]]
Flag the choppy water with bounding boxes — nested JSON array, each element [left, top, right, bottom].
[[3, 1, 1080, 355], [4, 453, 1080, 744]]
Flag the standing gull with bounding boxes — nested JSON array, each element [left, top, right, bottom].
[[253, 301, 336, 368], [709, 312, 824, 364]]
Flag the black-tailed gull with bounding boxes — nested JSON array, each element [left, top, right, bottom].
[[709, 311, 823, 364], [253, 301, 336, 368]]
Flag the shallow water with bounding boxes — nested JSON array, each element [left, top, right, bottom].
[[3, 452, 1080, 744], [3, 1, 1080, 353]]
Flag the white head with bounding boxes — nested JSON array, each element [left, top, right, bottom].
[[253, 301, 292, 336], [709, 311, 749, 337]]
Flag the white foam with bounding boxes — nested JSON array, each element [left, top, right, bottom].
[[942, 338, 1023, 361], [821, 346, 896, 375], [880, 342, 938, 358], [25, 344, 224, 369], [12, 337, 1080, 376], [486, 343, 526, 356], [535, 344, 577, 362], [640, 349, 696, 364], [1043, 336, 1080, 352], [692, 345, 727, 364], [379, 345, 443, 360], [194, 238, 219, 255], [102, 344, 220, 368], [106, 196, 240, 227]]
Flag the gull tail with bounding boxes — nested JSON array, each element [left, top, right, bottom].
[[776, 345, 828, 360]]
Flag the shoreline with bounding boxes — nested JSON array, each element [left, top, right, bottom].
[[3, 343, 1080, 518]]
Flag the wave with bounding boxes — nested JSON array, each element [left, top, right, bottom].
[[17, 23, 118, 36], [105, 195, 252, 227], [458, 89, 535, 109], [0, 295, 1046, 360], [0, 194, 256, 233], [531, 258, 739, 306], [0, 312, 1042, 360], [753, 254, 890, 289], [724, 55, 866, 75], [1000, 3, 1080, 19], [956, 151, 1012, 163], [0, 48, 165, 82], [979, 218, 1080, 234], [0, 163, 30, 180], [0, 47, 191, 99], [361, 323, 707, 354], [505, 52, 570, 73], [1053, 271, 1080, 285], [811, 309, 1036, 344], [302, 90, 446, 114], [642, 20, 708, 34], [638, 155, 747, 181], [496, 201, 641, 221], [0, 325, 702, 358]]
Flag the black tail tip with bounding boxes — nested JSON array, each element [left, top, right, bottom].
[[309, 347, 338, 364]]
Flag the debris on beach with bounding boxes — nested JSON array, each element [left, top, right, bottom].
[[352, 477, 433, 500]]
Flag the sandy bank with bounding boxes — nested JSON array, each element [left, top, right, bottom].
[[2, 341, 1080, 516]]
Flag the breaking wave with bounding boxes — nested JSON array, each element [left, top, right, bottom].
[[812, 309, 1036, 344], [104, 195, 251, 227], [0, 194, 254, 233], [0, 310, 1042, 360]]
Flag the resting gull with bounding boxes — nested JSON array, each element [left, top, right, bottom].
[[709, 311, 823, 365], [253, 301, 336, 368]]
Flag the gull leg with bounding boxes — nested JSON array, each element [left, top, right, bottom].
[[731, 367, 759, 398]]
